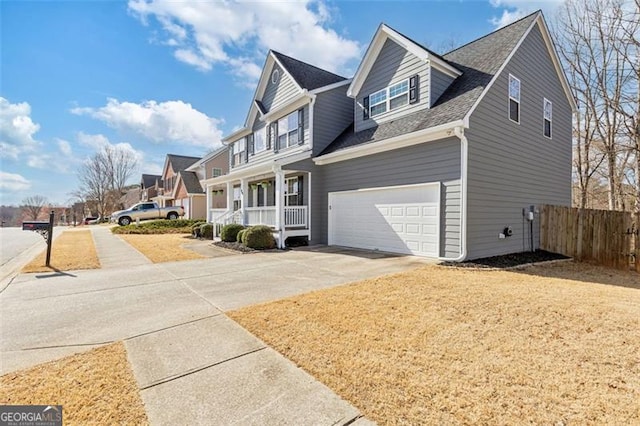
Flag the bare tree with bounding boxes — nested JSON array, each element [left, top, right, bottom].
[[76, 145, 138, 219], [21, 195, 48, 220], [555, 0, 638, 210]]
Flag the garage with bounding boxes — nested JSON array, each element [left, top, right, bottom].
[[328, 183, 440, 257], [176, 198, 189, 219]]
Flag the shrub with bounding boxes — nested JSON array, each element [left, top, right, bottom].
[[220, 223, 245, 242], [243, 225, 276, 249], [236, 228, 247, 244], [199, 223, 213, 239], [111, 218, 204, 234]]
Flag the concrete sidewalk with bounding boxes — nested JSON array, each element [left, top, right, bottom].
[[1, 229, 392, 424], [91, 226, 151, 268]]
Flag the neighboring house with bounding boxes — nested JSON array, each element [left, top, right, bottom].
[[206, 11, 575, 261], [140, 174, 161, 202], [152, 154, 200, 209], [188, 146, 230, 221]]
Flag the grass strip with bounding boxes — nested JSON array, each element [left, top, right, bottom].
[[22, 230, 100, 273], [230, 262, 640, 425], [0, 343, 148, 425], [118, 233, 205, 263]]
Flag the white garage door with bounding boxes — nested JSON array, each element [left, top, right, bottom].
[[328, 183, 440, 257]]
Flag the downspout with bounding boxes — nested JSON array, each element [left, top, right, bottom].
[[308, 92, 316, 151], [452, 126, 468, 262]]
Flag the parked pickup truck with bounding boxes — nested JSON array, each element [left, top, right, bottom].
[[111, 202, 184, 226]]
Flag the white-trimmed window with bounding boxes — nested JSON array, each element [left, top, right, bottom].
[[254, 127, 266, 153], [509, 74, 520, 123], [389, 80, 409, 109], [367, 79, 411, 118], [284, 177, 299, 206], [211, 167, 222, 178], [278, 111, 300, 148], [232, 138, 245, 166], [543, 98, 552, 138], [369, 89, 387, 117]]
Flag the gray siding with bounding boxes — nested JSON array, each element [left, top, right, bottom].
[[312, 85, 353, 156], [355, 38, 429, 132], [430, 68, 455, 106], [466, 24, 572, 260], [287, 137, 461, 257], [260, 62, 300, 113]]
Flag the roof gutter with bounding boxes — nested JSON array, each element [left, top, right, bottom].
[[313, 120, 464, 165]]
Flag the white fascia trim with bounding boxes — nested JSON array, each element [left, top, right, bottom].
[[536, 14, 578, 112], [348, 24, 461, 97], [260, 92, 311, 122], [222, 127, 252, 144], [310, 79, 352, 94], [203, 149, 313, 183], [463, 12, 545, 126], [313, 120, 464, 165], [429, 57, 462, 79], [270, 52, 304, 92], [186, 146, 227, 171]]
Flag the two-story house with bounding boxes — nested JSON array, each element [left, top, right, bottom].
[[206, 11, 575, 261], [180, 146, 229, 221], [152, 154, 200, 210]]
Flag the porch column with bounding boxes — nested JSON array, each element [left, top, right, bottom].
[[226, 181, 234, 213], [240, 178, 248, 226], [206, 184, 212, 222], [273, 167, 285, 248]]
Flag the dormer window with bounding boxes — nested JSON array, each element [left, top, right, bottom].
[[365, 76, 417, 120]]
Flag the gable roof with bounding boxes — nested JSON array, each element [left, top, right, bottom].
[[186, 145, 228, 171], [320, 11, 542, 156], [348, 23, 462, 97], [271, 51, 347, 91], [141, 174, 161, 189], [165, 154, 200, 175], [177, 171, 204, 195]]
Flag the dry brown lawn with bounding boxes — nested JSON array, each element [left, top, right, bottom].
[[118, 233, 205, 263], [0, 343, 148, 425], [230, 262, 640, 425], [22, 230, 100, 273]]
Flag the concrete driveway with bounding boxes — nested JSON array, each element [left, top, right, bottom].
[[0, 228, 430, 424]]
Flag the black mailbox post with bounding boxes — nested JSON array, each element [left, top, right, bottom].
[[22, 211, 55, 267]]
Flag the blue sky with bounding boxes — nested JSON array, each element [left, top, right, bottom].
[[0, 0, 561, 206]]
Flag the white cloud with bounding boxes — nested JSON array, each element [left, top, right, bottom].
[[0, 171, 31, 191], [56, 138, 73, 156], [0, 97, 41, 159], [127, 0, 361, 84], [71, 98, 223, 148], [488, 0, 564, 28]]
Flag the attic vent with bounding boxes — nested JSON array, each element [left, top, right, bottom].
[[271, 69, 280, 84]]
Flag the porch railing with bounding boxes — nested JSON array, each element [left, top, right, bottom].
[[245, 207, 276, 226], [209, 208, 227, 223], [284, 206, 307, 227]]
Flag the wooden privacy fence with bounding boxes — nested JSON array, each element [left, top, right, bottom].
[[540, 205, 639, 271]]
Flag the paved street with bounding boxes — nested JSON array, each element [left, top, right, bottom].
[[0, 227, 45, 267]]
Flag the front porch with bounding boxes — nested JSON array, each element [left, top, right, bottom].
[[205, 167, 311, 247]]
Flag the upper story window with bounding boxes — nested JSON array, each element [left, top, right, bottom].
[[364, 76, 416, 120], [509, 74, 520, 123], [278, 111, 300, 148], [232, 139, 245, 165], [369, 89, 387, 117], [211, 167, 222, 178], [254, 127, 267, 153], [543, 98, 552, 138]]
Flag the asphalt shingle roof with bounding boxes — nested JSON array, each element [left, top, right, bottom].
[[141, 174, 161, 189], [320, 12, 539, 155], [179, 171, 204, 194], [167, 154, 200, 173], [271, 51, 347, 91]]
